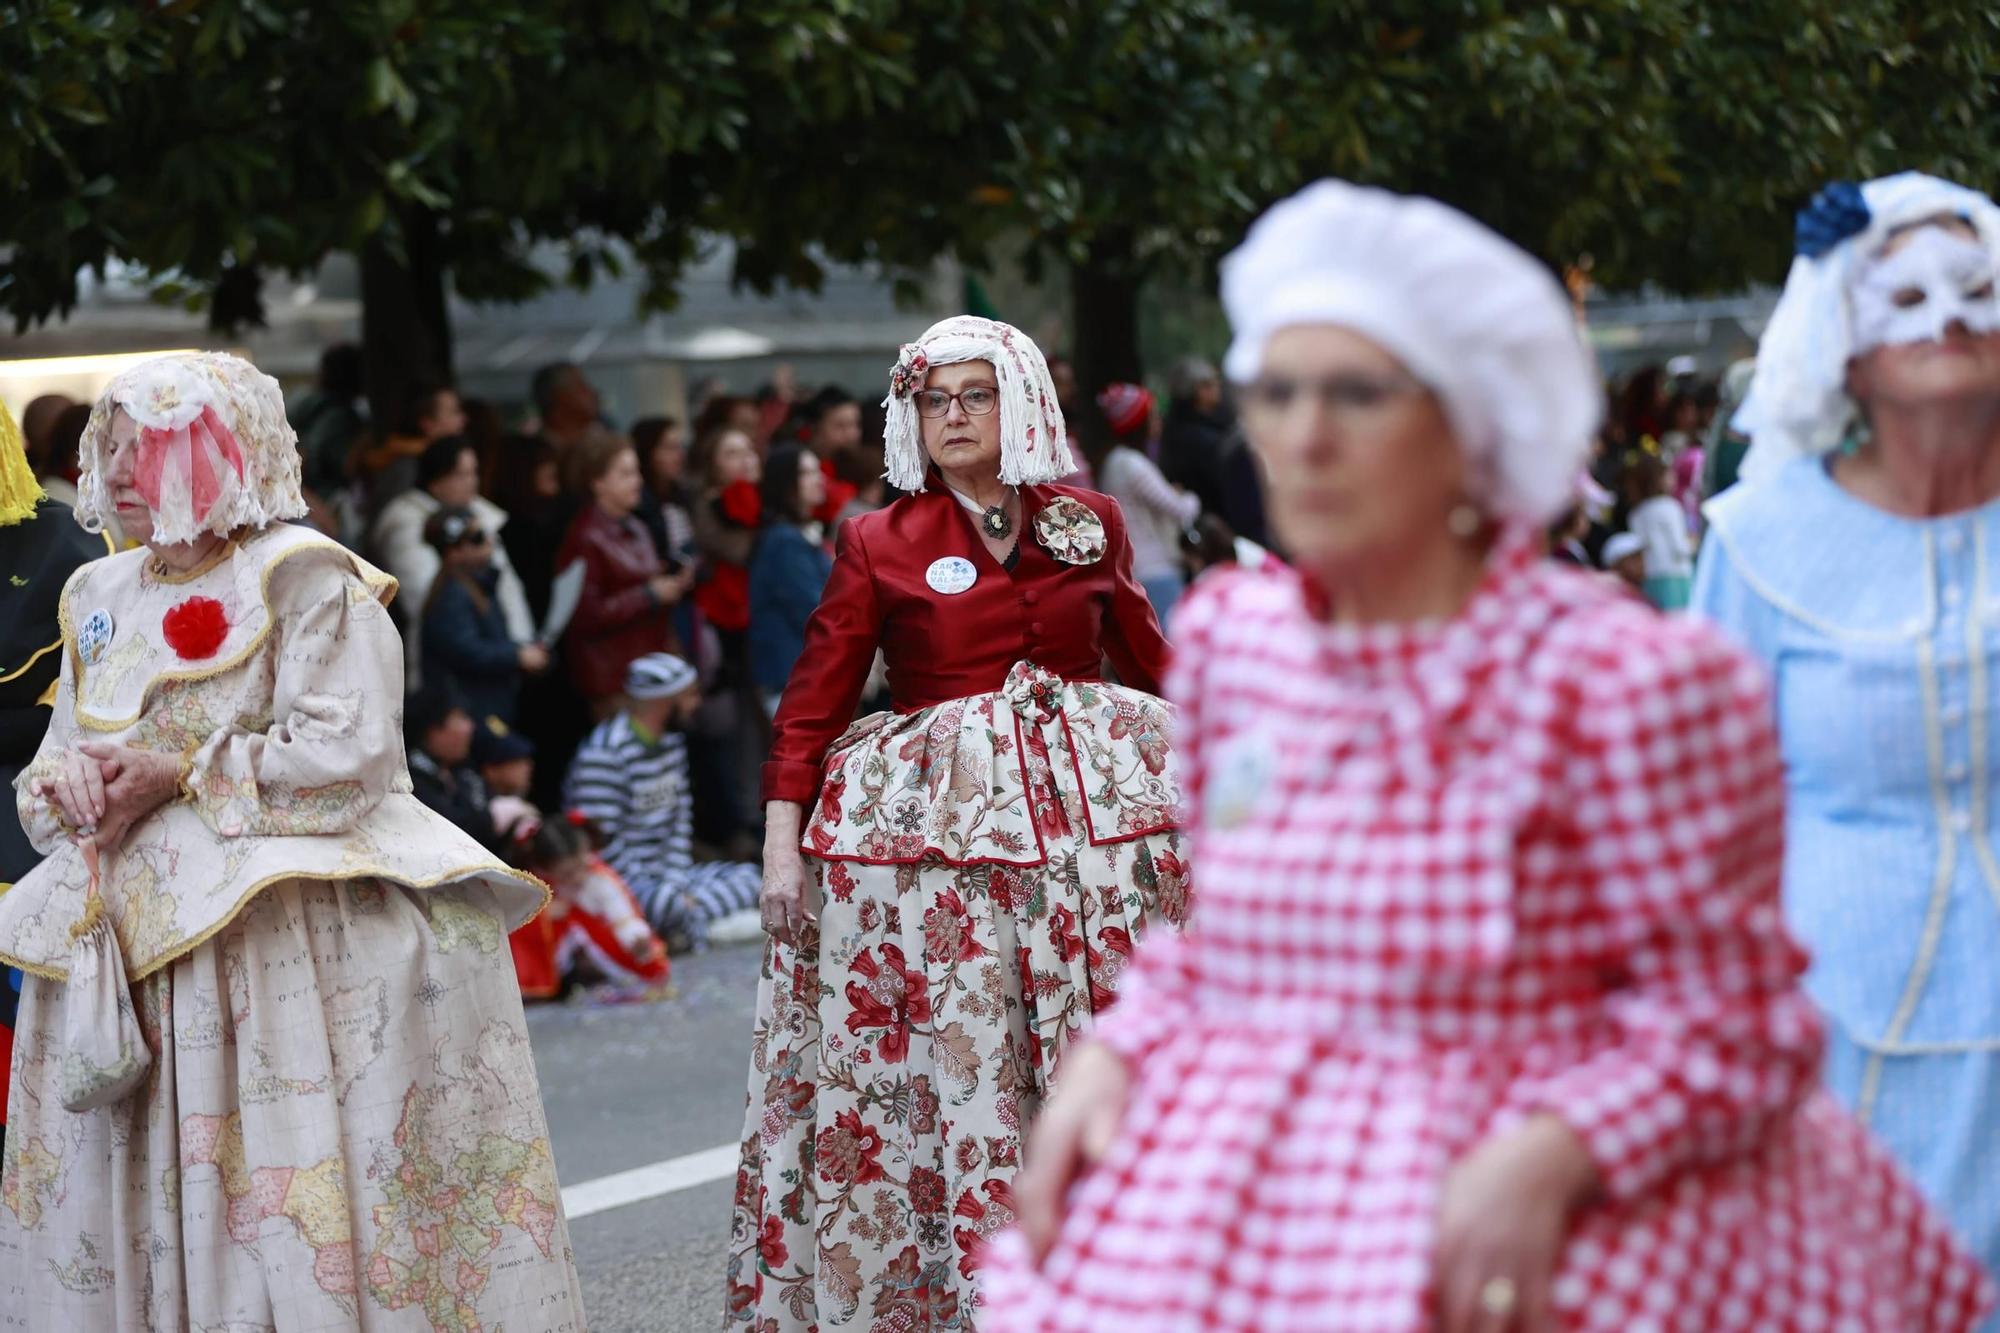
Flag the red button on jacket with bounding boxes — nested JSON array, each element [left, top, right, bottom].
[[761, 484, 1169, 805]]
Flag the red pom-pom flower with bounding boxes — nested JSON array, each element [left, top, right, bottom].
[[161, 596, 230, 660]]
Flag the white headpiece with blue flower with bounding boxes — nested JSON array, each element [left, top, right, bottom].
[[1736, 172, 2000, 485]]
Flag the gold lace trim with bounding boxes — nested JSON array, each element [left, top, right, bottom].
[[2, 860, 550, 983], [65, 529, 399, 734], [0, 637, 60, 685]]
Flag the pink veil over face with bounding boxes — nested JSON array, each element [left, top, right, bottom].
[[76, 352, 306, 544], [132, 403, 248, 532]]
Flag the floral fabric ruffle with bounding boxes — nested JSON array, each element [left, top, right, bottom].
[[804, 661, 1175, 867]]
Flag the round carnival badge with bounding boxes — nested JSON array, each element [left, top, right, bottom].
[[925, 557, 978, 595], [77, 608, 116, 665]]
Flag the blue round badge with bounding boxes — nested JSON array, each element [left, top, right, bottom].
[[77, 608, 115, 665]]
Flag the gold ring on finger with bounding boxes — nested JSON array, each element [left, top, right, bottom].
[[1479, 1276, 1518, 1317]]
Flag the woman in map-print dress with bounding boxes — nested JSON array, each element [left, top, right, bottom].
[[0, 352, 587, 1332]]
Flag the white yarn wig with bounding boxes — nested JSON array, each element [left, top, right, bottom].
[[1735, 172, 2000, 485], [1221, 179, 1602, 526], [881, 315, 1075, 492], [77, 350, 308, 545]]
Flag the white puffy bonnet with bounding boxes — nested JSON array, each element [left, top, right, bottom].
[[78, 351, 307, 545], [881, 315, 1075, 492], [1735, 172, 2000, 485], [1221, 179, 1602, 525]]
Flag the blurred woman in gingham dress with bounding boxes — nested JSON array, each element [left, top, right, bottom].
[[1697, 173, 2000, 1328], [979, 181, 1993, 1332]]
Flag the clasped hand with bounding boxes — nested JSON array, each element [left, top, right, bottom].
[[1012, 1044, 1599, 1333], [31, 742, 183, 851]]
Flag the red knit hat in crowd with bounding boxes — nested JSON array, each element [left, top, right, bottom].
[[1095, 382, 1154, 441]]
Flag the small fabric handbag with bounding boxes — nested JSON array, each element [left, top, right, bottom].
[[57, 837, 152, 1112]]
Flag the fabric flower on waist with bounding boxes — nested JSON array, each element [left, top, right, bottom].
[[1003, 661, 1066, 723], [162, 595, 230, 660], [1033, 495, 1107, 565]]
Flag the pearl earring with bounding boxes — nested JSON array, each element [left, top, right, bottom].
[[1446, 503, 1484, 539]]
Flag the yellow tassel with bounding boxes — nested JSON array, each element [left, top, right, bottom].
[[69, 887, 105, 943], [0, 398, 45, 527]]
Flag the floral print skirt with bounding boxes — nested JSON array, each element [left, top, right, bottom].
[[726, 664, 1188, 1331]]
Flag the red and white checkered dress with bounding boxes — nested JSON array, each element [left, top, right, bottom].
[[980, 537, 1994, 1332]]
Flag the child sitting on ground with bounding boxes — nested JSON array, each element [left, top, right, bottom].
[[506, 813, 671, 1000], [564, 653, 762, 952]]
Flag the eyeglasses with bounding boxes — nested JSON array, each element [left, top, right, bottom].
[[1239, 371, 1426, 426], [914, 386, 1000, 418]]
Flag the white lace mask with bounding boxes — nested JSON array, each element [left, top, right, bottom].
[[1851, 225, 2000, 352]]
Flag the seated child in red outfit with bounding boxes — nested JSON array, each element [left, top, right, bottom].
[[507, 814, 670, 1000]]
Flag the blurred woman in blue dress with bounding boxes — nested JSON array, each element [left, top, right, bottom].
[[1695, 172, 2000, 1315]]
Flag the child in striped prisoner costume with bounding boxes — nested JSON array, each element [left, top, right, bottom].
[[562, 653, 761, 950]]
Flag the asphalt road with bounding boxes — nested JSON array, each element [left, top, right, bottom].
[[528, 940, 766, 1333]]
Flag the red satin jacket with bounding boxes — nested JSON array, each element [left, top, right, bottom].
[[762, 483, 1169, 805]]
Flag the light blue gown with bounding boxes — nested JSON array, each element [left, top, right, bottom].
[[1695, 456, 2000, 1312]]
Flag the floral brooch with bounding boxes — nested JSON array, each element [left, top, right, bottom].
[[1033, 496, 1107, 566], [162, 596, 229, 660], [888, 344, 930, 399]]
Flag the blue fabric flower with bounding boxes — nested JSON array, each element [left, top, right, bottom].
[[1796, 181, 1872, 259]]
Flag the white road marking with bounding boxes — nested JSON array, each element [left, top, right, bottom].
[[560, 1143, 740, 1221]]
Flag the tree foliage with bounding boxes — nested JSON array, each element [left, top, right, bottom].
[[1, 0, 905, 327], [757, 1, 2000, 292], [6, 1, 2000, 397], [693, 0, 2000, 387]]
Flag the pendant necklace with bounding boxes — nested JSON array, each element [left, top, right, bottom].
[[951, 483, 1016, 540]]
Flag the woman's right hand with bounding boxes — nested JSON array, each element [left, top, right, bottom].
[[1010, 1039, 1132, 1266], [649, 572, 690, 605], [759, 845, 812, 946], [760, 799, 813, 946], [32, 747, 120, 832]]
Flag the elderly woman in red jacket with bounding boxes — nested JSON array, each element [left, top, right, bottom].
[[558, 431, 695, 716], [726, 316, 1188, 1331]]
